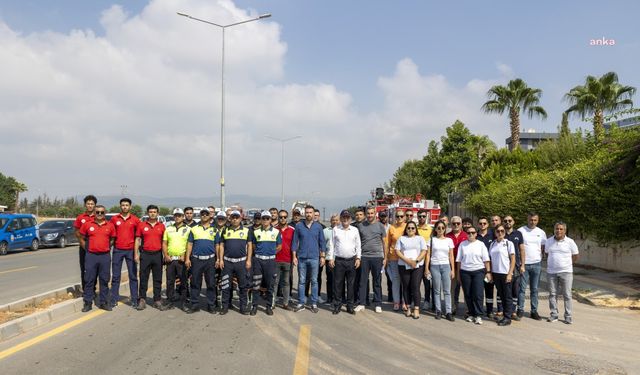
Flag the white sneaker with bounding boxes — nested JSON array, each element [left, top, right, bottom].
[[354, 305, 365, 312], [375, 306, 382, 313], [474, 317, 483, 325], [466, 316, 474, 323]]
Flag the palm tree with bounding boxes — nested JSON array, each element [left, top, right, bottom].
[[564, 72, 636, 142], [482, 78, 548, 151]]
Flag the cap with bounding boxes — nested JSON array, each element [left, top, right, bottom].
[[253, 212, 262, 219], [216, 211, 226, 218], [261, 210, 272, 218], [200, 209, 210, 215], [293, 208, 302, 214], [340, 210, 352, 218], [172, 208, 184, 215], [379, 211, 388, 217], [230, 210, 241, 217]]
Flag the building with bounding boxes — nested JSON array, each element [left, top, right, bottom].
[[505, 129, 558, 151], [604, 116, 640, 131]]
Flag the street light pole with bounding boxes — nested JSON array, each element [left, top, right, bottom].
[[178, 11, 271, 209], [265, 135, 302, 209]]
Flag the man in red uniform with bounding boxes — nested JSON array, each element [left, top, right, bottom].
[[79, 205, 115, 312], [273, 209, 295, 309], [135, 205, 166, 310], [110, 198, 141, 309], [74, 195, 97, 292]]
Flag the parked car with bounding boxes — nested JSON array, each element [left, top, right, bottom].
[[38, 219, 78, 248], [0, 213, 40, 255], [164, 215, 175, 227]]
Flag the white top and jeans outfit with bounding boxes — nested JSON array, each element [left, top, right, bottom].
[[456, 240, 490, 319], [545, 235, 579, 323], [429, 237, 455, 314]]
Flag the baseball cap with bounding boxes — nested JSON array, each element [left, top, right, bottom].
[[253, 212, 262, 219], [200, 208, 210, 215], [216, 211, 226, 218], [293, 208, 302, 214], [173, 208, 184, 215], [261, 210, 272, 218], [230, 210, 241, 217], [340, 210, 352, 218], [379, 211, 388, 217]]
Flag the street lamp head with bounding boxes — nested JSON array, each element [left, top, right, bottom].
[[259, 13, 272, 19]]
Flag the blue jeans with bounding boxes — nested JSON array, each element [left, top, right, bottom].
[[298, 258, 319, 306], [111, 249, 138, 305], [386, 261, 401, 304], [518, 262, 541, 313], [430, 263, 452, 314]]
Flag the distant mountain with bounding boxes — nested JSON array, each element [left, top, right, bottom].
[[97, 194, 368, 216]]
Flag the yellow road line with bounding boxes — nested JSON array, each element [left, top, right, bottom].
[[293, 325, 311, 375], [544, 339, 572, 354], [0, 308, 105, 361], [0, 266, 38, 275]]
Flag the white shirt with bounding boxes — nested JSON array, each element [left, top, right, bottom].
[[545, 236, 579, 274], [327, 225, 361, 260], [456, 240, 490, 271], [395, 235, 427, 269], [518, 226, 546, 264], [429, 237, 455, 266], [489, 239, 515, 274]]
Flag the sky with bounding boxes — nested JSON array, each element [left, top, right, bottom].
[[1, 0, 638, 211]]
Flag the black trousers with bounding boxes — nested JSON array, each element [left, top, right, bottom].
[[221, 259, 248, 311], [139, 251, 163, 301], [189, 257, 217, 307], [509, 274, 520, 315], [401, 265, 424, 307], [485, 280, 495, 314], [79, 247, 97, 292], [461, 269, 485, 317], [493, 273, 513, 321], [252, 258, 277, 307], [332, 257, 356, 309], [422, 276, 432, 305], [359, 257, 383, 307], [166, 259, 187, 302]]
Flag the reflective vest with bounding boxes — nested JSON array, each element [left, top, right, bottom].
[[163, 224, 191, 256]]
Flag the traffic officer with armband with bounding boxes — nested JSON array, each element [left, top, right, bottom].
[[162, 208, 191, 310], [184, 208, 219, 314], [249, 211, 282, 316], [79, 205, 116, 312], [219, 210, 252, 315]]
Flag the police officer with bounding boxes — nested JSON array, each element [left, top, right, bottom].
[[184, 207, 198, 227], [184, 208, 219, 314], [162, 208, 191, 310], [214, 211, 228, 308], [250, 211, 282, 316], [218, 210, 252, 315]]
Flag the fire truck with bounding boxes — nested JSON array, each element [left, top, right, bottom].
[[367, 187, 442, 225]]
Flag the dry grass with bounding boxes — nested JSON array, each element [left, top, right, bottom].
[[591, 297, 640, 309], [0, 293, 76, 324]]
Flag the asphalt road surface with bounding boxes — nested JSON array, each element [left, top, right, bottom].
[[0, 246, 80, 305], [0, 288, 639, 373]]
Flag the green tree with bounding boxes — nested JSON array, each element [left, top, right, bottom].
[[159, 206, 171, 216], [131, 205, 143, 217], [0, 173, 28, 211], [565, 71, 636, 142], [559, 112, 570, 138], [481, 78, 548, 151], [108, 205, 120, 213]]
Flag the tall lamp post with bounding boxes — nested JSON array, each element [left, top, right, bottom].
[[178, 11, 271, 209], [265, 135, 302, 209]]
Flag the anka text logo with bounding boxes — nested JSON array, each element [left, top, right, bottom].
[[590, 37, 615, 46]]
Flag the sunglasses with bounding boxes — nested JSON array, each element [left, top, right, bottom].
[[418, 215, 427, 218], [468, 231, 477, 235], [504, 219, 513, 222], [396, 215, 405, 218], [496, 229, 505, 233], [452, 222, 461, 225], [201, 213, 210, 216], [95, 211, 105, 214], [406, 227, 417, 231], [279, 216, 288, 219]]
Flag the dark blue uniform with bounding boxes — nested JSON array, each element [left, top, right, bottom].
[[219, 226, 251, 313], [250, 226, 281, 310]]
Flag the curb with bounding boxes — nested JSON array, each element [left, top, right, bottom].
[[0, 281, 131, 342]]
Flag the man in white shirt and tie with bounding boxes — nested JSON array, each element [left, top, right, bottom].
[[327, 210, 361, 315]]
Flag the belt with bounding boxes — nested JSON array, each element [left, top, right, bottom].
[[169, 255, 184, 261], [335, 256, 356, 261], [224, 256, 247, 263], [192, 254, 215, 260], [255, 255, 276, 260], [88, 251, 110, 255]]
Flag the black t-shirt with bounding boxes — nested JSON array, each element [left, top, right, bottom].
[[506, 230, 524, 267]]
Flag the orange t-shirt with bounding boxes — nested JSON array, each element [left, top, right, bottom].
[[386, 223, 406, 261]]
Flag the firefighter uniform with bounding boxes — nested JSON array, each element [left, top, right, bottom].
[[219, 225, 251, 314], [186, 223, 219, 313], [250, 222, 282, 315], [163, 221, 191, 306]]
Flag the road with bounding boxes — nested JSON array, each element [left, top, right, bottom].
[[0, 249, 639, 374], [0, 246, 80, 305]]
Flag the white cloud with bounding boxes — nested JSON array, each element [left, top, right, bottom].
[[0, 0, 517, 207]]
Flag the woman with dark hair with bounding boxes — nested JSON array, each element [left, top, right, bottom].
[[456, 226, 491, 325], [424, 220, 456, 321], [395, 221, 428, 319], [489, 224, 516, 326]]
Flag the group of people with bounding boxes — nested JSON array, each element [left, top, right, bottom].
[[74, 195, 579, 326]]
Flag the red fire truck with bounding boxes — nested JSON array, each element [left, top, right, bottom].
[[367, 187, 442, 225]]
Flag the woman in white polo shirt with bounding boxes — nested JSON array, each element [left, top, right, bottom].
[[424, 220, 456, 321], [456, 227, 491, 325], [489, 225, 516, 326], [395, 221, 428, 319], [545, 222, 579, 324]]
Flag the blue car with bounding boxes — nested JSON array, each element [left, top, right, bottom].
[[0, 213, 40, 255]]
